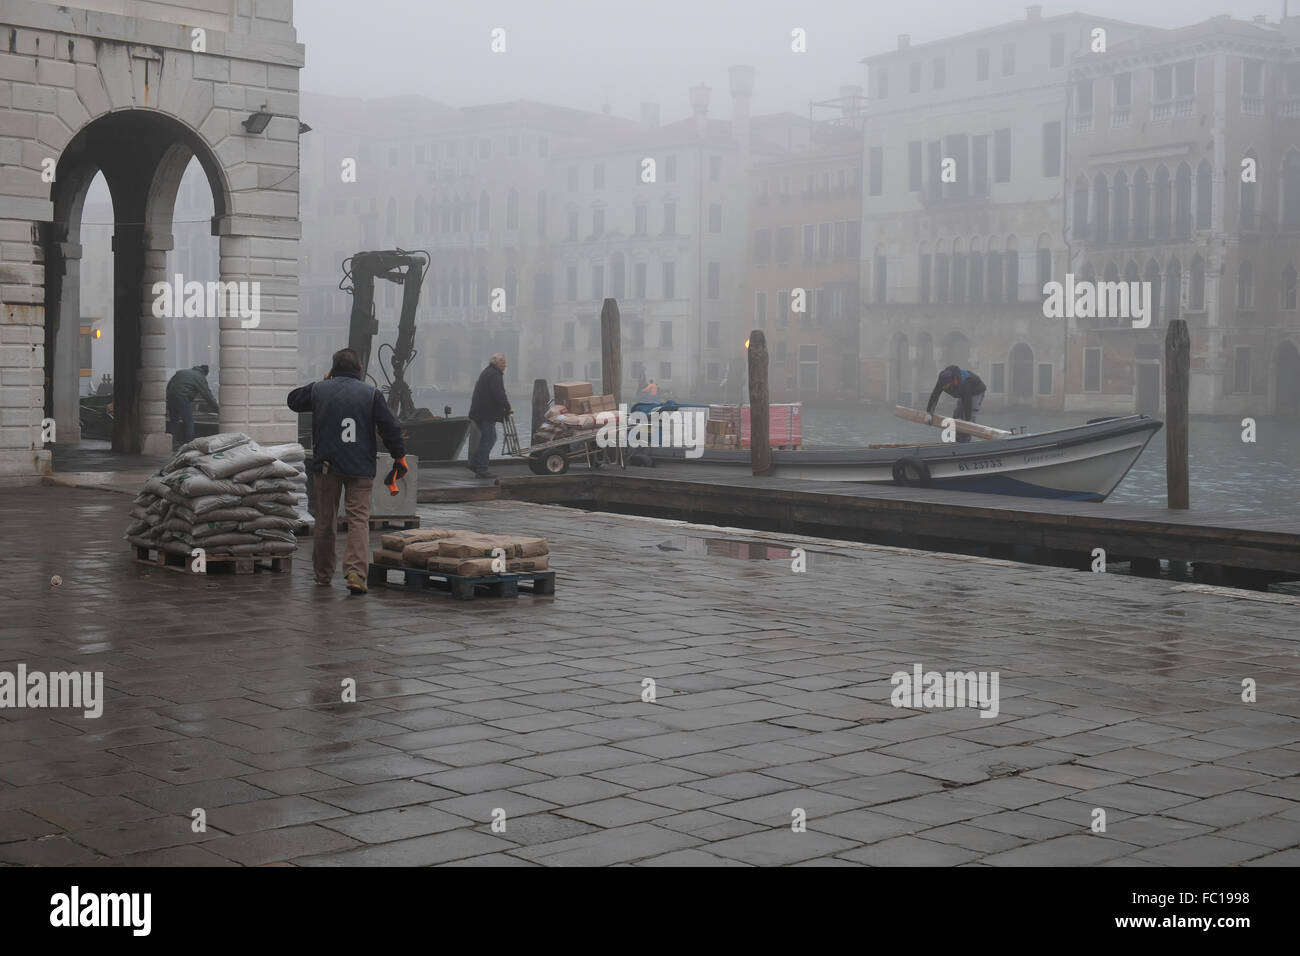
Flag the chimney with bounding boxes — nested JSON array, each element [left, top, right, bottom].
[[1026, 4, 1043, 19], [640, 101, 660, 130], [897, 34, 910, 50], [689, 83, 711, 139], [730, 65, 755, 154]]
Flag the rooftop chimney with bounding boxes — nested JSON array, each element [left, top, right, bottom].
[[898, 34, 911, 50], [689, 83, 711, 139], [1026, 4, 1043, 19], [640, 102, 660, 130]]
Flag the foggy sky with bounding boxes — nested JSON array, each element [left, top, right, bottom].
[[295, 0, 1265, 121]]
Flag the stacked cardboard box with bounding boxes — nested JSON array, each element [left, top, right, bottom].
[[705, 405, 739, 448], [569, 393, 617, 415], [553, 381, 593, 406], [704, 404, 802, 449]]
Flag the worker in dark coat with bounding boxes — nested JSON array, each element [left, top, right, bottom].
[[467, 353, 512, 478], [925, 365, 987, 443], [288, 348, 407, 594], [166, 364, 219, 449]]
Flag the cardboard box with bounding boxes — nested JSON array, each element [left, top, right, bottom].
[[589, 394, 617, 412], [570, 397, 594, 414], [553, 381, 593, 405]]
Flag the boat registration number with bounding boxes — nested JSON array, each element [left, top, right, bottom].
[[956, 458, 1003, 472]]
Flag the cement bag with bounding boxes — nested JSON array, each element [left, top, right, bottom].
[[125, 520, 150, 537], [163, 470, 254, 498], [434, 535, 498, 559], [228, 541, 296, 555], [128, 504, 150, 521], [555, 413, 595, 429], [232, 459, 300, 483], [430, 556, 498, 576], [373, 548, 404, 566], [190, 494, 244, 516], [191, 521, 242, 538], [194, 532, 263, 547], [439, 535, 548, 559], [255, 502, 298, 517], [380, 528, 462, 551], [162, 450, 203, 473], [181, 432, 250, 456], [251, 478, 301, 493], [194, 442, 275, 479], [242, 492, 296, 507], [239, 516, 299, 532], [401, 540, 445, 567], [196, 506, 263, 522], [253, 528, 297, 544], [508, 556, 550, 572], [263, 443, 306, 463]]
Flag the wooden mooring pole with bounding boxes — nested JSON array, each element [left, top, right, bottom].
[[600, 298, 621, 404], [748, 330, 771, 476], [1165, 318, 1190, 510]]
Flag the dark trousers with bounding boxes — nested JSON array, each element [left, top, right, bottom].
[[167, 395, 194, 448], [955, 391, 986, 443], [469, 419, 497, 474], [313, 470, 373, 581]]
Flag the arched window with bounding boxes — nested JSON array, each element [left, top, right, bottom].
[[1165, 258, 1181, 321], [1190, 254, 1205, 311], [1112, 170, 1129, 242], [1004, 236, 1019, 302], [1240, 151, 1257, 230], [1283, 264, 1298, 310], [1124, 260, 1140, 284], [609, 252, 626, 299], [918, 241, 932, 304], [1195, 160, 1211, 231], [1237, 260, 1254, 309], [951, 238, 966, 304], [1283, 150, 1300, 231], [987, 242, 1003, 303], [934, 240, 950, 304], [969, 240, 984, 303], [1010, 343, 1034, 400], [1103, 262, 1120, 326], [1093, 173, 1109, 242], [504, 264, 517, 307], [1036, 234, 1053, 288], [1073, 175, 1090, 239], [1174, 162, 1192, 238], [1153, 165, 1171, 239], [1144, 259, 1161, 321], [477, 191, 490, 231], [506, 188, 519, 230], [476, 265, 490, 306], [1133, 169, 1150, 240]]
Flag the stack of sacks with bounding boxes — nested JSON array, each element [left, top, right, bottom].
[[532, 405, 619, 444], [124, 432, 308, 557], [372, 529, 550, 576], [263, 442, 313, 527]]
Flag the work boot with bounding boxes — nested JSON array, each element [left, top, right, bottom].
[[346, 571, 367, 594], [315, 576, 331, 587]]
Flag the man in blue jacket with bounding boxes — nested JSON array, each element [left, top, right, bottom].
[[288, 348, 407, 594], [467, 353, 512, 479], [925, 365, 987, 443]]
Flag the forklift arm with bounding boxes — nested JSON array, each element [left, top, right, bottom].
[[341, 249, 428, 420]]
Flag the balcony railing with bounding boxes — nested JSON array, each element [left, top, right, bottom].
[[1073, 113, 1094, 133], [1110, 105, 1131, 128], [1283, 98, 1300, 119], [1240, 95, 1265, 116], [1150, 96, 1194, 122]]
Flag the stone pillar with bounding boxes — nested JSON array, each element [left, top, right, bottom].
[[138, 231, 174, 455], [52, 239, 84, 444]]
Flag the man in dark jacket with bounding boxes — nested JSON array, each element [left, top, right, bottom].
[[925, 365, 987, 443], [467, 353, 511, 478], [288, 348, 407, 594], [166, 364, 219, 449]]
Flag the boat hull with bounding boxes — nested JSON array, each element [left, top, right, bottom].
[[647, 415, 1161, 502]]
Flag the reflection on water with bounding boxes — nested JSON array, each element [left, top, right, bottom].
[[802, 406, 1300, 517]]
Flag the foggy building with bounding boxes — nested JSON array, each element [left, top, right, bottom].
[[1064, 13, 1300, 418], [745, 89, 864, 404], [857, 7, 1146, 412]]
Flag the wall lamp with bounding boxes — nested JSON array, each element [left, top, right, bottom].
[[241, 106, 313, 136]]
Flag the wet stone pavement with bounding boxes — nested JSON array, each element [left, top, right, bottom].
[[1, 484, 1298, 867]]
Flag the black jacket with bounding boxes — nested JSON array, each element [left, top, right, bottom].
[[287, 372, 405, 478], [468, 363, 511, 423], [926, 365, 986, 415]]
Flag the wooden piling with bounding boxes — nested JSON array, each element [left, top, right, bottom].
[[1165, 318, 1190, 510], [748, 330, 771, 476], [531, 378, 549, 438], [600, 298, 622, 404]]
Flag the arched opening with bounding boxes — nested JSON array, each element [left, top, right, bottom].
[[1004, 236, 1019, 302], [1276, 341, 1300, 418], [1195, 159, 1211, 230], [1112, 170, 1129, 242], [1093, 173, 1109, 241], [506, 188, 519, 230], [1190, 254, 1206, 311], [504, 263, 518, 308], [609, 252, 626, 299], [46, 109, 230, 456], [1073, 175, 1090, 239], [1144, 259, 1162, 322], [1133, 168, 1150, 240], [918, 241, 932, 304], [1153, 165, 1171, 239], [1010, 343, 1034, 402], [951, 238, 966, 304], [915, 332, 936, 404], [891, 333, 911, 404], [1165, 258, 1182, 321], [941, 330, 971, 368], [476, 265, 490, 307], [1174, 162, 1192, 238], [1104, 261, 1121, 327], [969, 240, 984, 304], [934, 240, 949, 304]]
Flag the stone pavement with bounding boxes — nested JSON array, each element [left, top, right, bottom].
[[1, 484, 1297, 866]]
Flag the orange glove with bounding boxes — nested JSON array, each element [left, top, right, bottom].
[[384, 456, 408, 495]]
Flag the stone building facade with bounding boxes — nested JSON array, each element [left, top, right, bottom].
[[1, 0, 303, 481]]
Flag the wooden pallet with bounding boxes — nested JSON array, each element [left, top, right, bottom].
[[133, 545, 293, 575], [367, 562, 556, 601], [296, 515, 420, 537]]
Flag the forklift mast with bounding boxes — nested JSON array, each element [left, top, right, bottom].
[[341, 249, 429, 421]]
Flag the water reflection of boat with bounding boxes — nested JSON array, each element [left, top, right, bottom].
[[641, 402, 1162, 502]]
